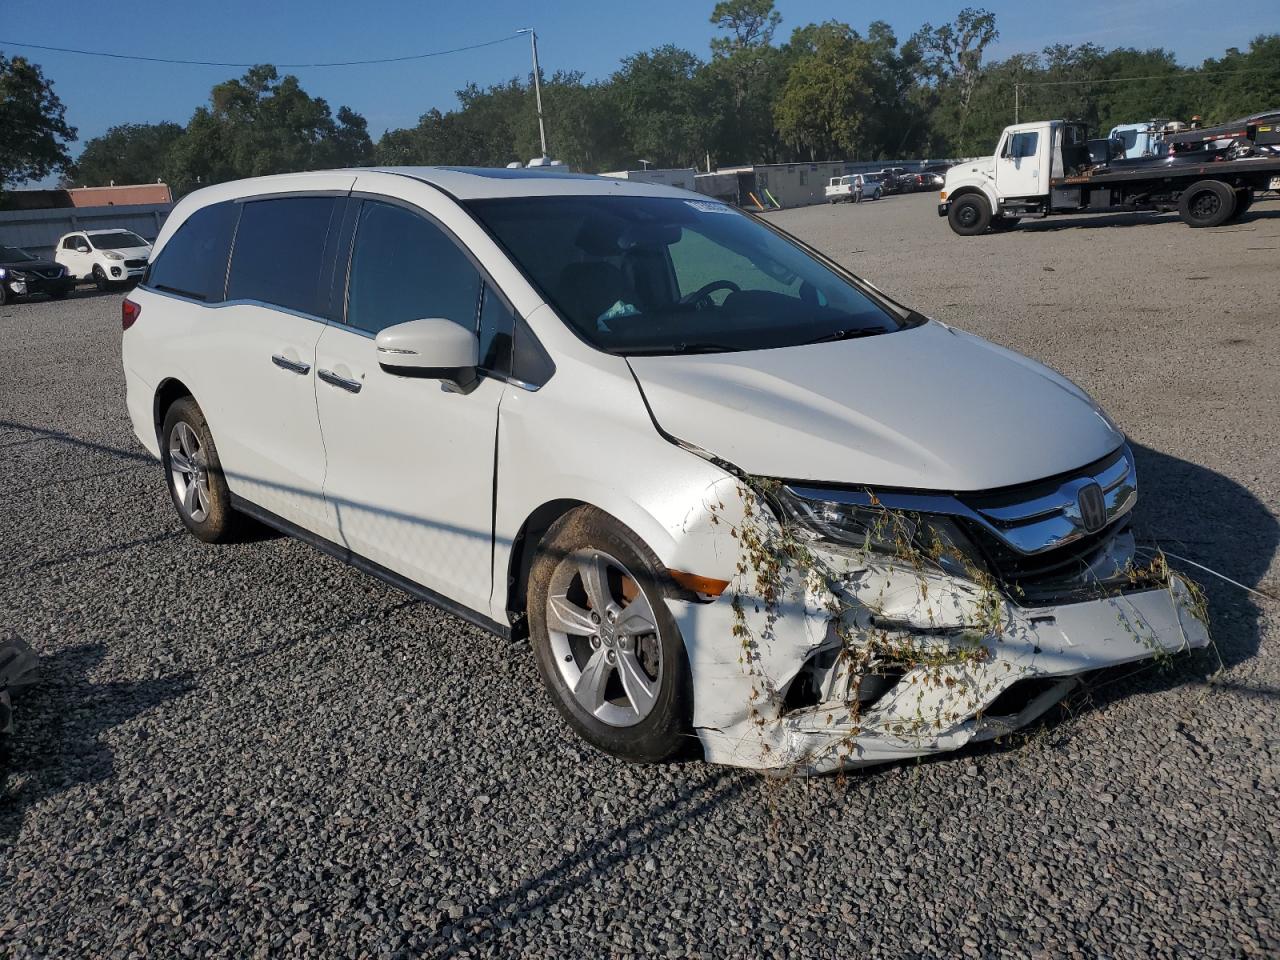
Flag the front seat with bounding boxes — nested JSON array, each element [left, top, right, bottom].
[[557, 261, 635, 329]]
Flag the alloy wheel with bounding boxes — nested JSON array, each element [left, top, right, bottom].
[[169, 421, 211, 523], [545, 549, 663, 727]]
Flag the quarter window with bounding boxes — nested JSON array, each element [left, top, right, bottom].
[[477, 284, 514, 375], [145, 202, 240, 302], [226, 196, 338, 316], [346, 201, 481, 336]]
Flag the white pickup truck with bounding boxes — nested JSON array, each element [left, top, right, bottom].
[[824, 174, 883, 203], [940, 118, 1280, 234]]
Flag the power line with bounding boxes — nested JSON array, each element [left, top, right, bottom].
[[0, 33, 522, 69]]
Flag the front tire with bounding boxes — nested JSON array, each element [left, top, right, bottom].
[[948, 194, 992, 235], [92, 265, 110, 292], [1178, 180, 1236, 228], [160, 397, 244, 543], [527, 506, 692, 763]]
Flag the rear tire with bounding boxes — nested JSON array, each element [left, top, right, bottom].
[[1178, 180, 1236, 228], [948, 194, 992, 236], [160, 397, 244, 544], [527, 506, 693, 763], [1230, 189, 1253, 220]]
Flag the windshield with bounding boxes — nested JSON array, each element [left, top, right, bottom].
[[1116, 130, 1140, 151], [468, 195, 907, 355], [89, 231, 147, 250], [0, 246, 36, 262]]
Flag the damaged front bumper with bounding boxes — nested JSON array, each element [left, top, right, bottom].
[[669, 572, 1210, 774]]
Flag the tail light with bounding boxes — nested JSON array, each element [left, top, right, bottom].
[[122, 298, 141, 331]]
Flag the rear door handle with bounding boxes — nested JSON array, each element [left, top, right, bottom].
[[271, 354, 311, 375], [318, 368, 362, 394]]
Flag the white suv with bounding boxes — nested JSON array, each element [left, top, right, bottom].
[[122, 168, 1208, 772], [55, 229, 152, 289]]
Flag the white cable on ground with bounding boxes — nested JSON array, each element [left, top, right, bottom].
[[1159, 550, 1279, 603]]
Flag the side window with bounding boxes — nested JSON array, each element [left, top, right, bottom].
[[1010, 132, 1039, 159], [145, 202, 240, 302], [477, 284, 514, 375], [346, 200, 481, 336], [62, 236, 80, 251], [226, 196, 338, 316]]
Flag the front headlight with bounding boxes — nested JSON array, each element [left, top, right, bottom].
[[103, 251, 124, 261], [9, 269, 33, 281], [777, 487, 988, 581]]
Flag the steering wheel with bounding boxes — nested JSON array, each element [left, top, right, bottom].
[[679, 279, 740, 309]]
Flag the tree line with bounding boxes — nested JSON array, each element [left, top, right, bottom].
[[3, 2, 1278, 199]]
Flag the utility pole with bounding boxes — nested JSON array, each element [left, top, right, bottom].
[[517, 28, 549, 160], [1014, 83, 1020, 124]]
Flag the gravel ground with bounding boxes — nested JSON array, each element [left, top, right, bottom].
[[2, 195, 1277, 958]]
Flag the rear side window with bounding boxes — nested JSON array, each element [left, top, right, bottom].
[[346, 200, 481, 336], [145, 202, 239, 302], [227, 196, 338, 316]]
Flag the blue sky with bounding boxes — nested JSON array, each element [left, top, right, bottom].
[[4, 0, 1275, 165]]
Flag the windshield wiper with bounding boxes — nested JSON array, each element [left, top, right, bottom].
[[803, 327, 891, 345], [625, 342, 739, 355]]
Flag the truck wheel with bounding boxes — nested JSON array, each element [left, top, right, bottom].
[[948, 194, 992, 236], [1178, 180, 1237, 228], [1230, 189, 1253, 220]]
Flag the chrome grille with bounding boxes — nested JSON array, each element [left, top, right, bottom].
[[958, 446, 1136, 556]]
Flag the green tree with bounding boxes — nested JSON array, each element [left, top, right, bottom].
[[612, 46, 717, 168], [165, 65, 372, 195], [0, 54, 77, 189], [707, 0, 789, 162], [911, 7, 999, 148], [775, 23, 875, 159], [69, 122, 183, 187]]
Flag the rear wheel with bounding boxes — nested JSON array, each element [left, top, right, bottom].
[[948, 194, 992, 236], [527, 506, 692, 763], [1178, 180, 1236, 228], [1230, 189, 1253, 220], [161, 397, 244, 543]]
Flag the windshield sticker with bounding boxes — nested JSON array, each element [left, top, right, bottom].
[[684, 199, 737, 215]]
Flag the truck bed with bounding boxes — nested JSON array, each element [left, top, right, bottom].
[[1051, 154, 1280, 189]]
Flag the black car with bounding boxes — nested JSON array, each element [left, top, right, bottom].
[[0, 245, 72, 305]]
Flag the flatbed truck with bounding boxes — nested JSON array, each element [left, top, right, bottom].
[[939, 119, 1280, 235]]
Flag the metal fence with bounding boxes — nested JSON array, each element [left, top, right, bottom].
[[0, 203, 173, 260]]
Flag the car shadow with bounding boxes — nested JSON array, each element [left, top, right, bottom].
[[0, 643, 194, 844], [1016, 207, 1280, 232]]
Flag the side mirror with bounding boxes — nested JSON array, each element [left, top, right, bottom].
[[76, 245, 90, 253], [375, 317, 479, 390]]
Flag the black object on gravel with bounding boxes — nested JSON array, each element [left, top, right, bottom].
[[0, 637, 38, 735]]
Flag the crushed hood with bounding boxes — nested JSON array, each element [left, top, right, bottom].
[[627, 321, 1123, 491]]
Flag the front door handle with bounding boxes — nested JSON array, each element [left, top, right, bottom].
[[271, 353, 311, 375], [318, 368, 362, 394]]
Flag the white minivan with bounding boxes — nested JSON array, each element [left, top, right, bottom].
[[122, 168, 1208, 773]]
